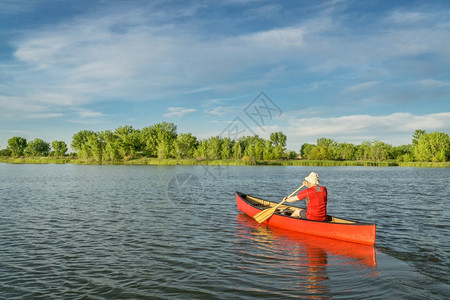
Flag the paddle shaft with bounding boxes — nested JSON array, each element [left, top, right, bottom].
[[272, 198, 287, 210], [277, 184, 304, 209], [286, 184, 305, 199], [274, 184, 306, 210], [253, 184, 305, 223]]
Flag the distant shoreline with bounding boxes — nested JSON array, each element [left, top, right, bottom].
[[1, 157, 449, 168]]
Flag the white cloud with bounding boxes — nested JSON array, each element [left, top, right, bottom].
[[343, 81, 379, 94], [241, 26, 303, 49], [284, 112, 450, 146], [384, 9, 432, 25], [205, 106, 236, 117], [0, 93, 82, 120], [74, 108, 106, 118], [0, 95, 60, 119], [164, 107, 197, 118], [24, 113, 64, 119], [249, 4, 282, 16], [415, 79, 450, 88]]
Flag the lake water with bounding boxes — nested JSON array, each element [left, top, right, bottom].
[[0, 164, 448, 299]]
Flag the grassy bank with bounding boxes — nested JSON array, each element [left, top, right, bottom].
[[1, 157, 449, 167], [0, 157, 247, 166], [263, 160, 399, 166]]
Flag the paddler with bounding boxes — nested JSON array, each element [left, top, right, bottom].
[[283, 172, 328, 221]]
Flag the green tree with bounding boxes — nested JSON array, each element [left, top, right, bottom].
[[270, 132, 287, 159], [141, 126, 158, 157], [207, 137, 223, 159], [243, 140, 255, 158], [7, 136, 27, 156], [194, 140, 209, 160], [25, 138, 50, 156], [51, 140, 68, 157], [355, 141, 372, 160], [412, 129, 426, 147], [174, 133, 198, 158], [98, 130, 121, 161], [300, 143, 315, 159], [71, 130, 97, 159], [392, 144, 414, 162], [270, 132, 287, 148], [221, 137, 233, 159], [154, 122, 177, 159], [0, 148, 12, 156], [86, 132, 104, 162], [242, 136, 265, 160], [253, 136, 265, 160], [263, 140, 274, 160], [114, 125, 143, 159], [336, 142, 356, 160], [232, 139, 245, 159], [234, 136, 254, 159], [287, 150, 298, 159], [310, 138, 336, 160], [371, 140, 393, 161], [414, 131, 450, 162], [308, 146, 325, 160]]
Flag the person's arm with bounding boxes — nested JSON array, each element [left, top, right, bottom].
[[283, 188, 308, 203], [283, 195, 299, 203]]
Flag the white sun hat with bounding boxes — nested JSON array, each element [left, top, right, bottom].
[[305, 172, 320, 185]]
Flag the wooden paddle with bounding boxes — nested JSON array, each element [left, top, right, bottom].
[[253, 184, 305, 223]]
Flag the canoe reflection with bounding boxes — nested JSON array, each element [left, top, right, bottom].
[[234, 213, 377, 297], [236, 213, 376, 266]]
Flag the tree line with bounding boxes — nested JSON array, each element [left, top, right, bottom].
[[1, 137, 68, 158], [300, 130, 450, 162], [0, 123, 449, 163]]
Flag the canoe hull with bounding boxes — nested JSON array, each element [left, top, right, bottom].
[[236, 213, 377, 266], [236, 191, 376, 245]]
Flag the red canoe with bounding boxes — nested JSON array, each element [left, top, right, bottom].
[[236, 191, 376, 246]]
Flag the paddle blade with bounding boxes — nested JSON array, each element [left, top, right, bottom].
[[253, 206, 277, 223]]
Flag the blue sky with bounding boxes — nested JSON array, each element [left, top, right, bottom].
[[1, 0, 449, 151]]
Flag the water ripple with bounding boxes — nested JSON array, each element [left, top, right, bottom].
[[0, 164, 448, 298]]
